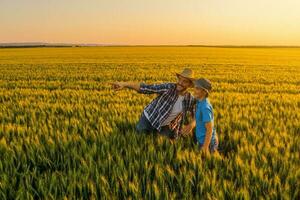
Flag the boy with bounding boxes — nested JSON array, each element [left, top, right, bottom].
[[182, 78, 218, 153]]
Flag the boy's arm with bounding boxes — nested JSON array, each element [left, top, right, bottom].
[[202, 121, 214, 153]]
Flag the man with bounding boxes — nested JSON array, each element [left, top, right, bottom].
[[112, 68, 196, 139], [184, 78, 219, 153]]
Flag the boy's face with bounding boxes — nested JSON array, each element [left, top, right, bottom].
[[193, 87, 207, 99], [176, 75, 193, 92]]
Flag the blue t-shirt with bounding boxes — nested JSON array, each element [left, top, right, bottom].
[[195, 98, 216, 145]]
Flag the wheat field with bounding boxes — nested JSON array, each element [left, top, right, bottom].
[[0, 47, 299, 199]]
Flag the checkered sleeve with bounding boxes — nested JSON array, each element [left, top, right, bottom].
[[185, 94, 196, 119], [138, 83, 175, 94]]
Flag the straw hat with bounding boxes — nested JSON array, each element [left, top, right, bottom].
[[175, 68, 195, 81]]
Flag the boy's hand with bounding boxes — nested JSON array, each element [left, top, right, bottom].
[[200, 148, 210, 160], [202, 147, 210, 154], [202, 143, 210, 152]]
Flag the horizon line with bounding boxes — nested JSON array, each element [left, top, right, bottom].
[[1, 42, 300, 48]]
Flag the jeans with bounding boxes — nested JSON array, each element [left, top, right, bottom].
[[136, 112, 156, 134], [136, 112, 175, 137]]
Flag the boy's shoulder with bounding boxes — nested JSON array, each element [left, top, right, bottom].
[[197, 98, 213, 110]]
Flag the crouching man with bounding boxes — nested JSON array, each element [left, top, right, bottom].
[[112, 68, 196, 139]]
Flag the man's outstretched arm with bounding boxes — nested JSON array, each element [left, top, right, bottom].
[[111, 82, 141, 92], [112, 82, 174, 94]]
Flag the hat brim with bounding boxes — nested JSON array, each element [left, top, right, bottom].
[[194, 83, 210, 94], [175, 73, 195, 82]]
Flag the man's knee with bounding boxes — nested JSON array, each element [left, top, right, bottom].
[[136, 123, 145, 133], [135, 112, 157, 134], [136, 117, 150, 133]]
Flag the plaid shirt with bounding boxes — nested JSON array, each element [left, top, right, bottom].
[[138, 82, 196, 138]]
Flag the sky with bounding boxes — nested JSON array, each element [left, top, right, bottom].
[[1, 0, 300, 45]]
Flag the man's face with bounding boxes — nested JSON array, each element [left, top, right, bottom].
[[193, 87, 207, 99], [176, 75, 193, 92]]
